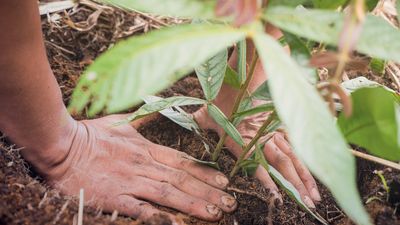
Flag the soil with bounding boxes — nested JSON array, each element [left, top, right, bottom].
[[1, 2, 400, 225]]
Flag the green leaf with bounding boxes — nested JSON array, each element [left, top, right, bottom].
[[252, 80, 271, 100], [341, 77, 396, 94], [182, 155, 220, 170], [265, 7, 400, 62], [232, 96, 253, 126], [195, 49, 228, 100], [234, 102, 275, 118], [311, 0, 347, 9], [68, 24, 245, 116], [238, 155, 259, 176], [282, 32, 317, 83], [207, 104, 245, 146], [337, 87, 400, 161], [223, 65, 241, 89], [397, 0, 400, 24], [143, 96, 201, 132], [253, 32, 371, 225], [101, 0, 216, 19], [251, 143, 328, 224], [366, 0, 379, 11], [269, 0, 313, 8], [283, 32, 311, 62], [369, 58, 386, 76], [128, 96, 206, 122], [269, 166, 328, 224], [237, 39, 247, 84]]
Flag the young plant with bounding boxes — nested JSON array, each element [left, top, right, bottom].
[[68, 1, 400, 224]]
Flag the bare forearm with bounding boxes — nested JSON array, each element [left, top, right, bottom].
[[0, 1, 75, 168]]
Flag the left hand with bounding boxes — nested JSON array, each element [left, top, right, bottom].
[[193, 99, 321, 209]]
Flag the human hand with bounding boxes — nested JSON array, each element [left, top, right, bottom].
[[194, 100, 321, 208], [30, 115, 237, 223]]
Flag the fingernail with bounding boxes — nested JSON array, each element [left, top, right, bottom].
[[271, 191, 283, 206], [215, 174, 229, 187], [206, 204, 222, 216], [304, 196, 315, 208], [310, 188, 321, 201], [221, 195, 237, 208]]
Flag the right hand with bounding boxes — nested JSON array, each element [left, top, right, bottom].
[[31, 115, 237, 223]]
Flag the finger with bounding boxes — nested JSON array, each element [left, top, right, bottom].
[[135, 160, 237, 212], [264, 141, 315, 208], [273, 134, 321, 202], [128, 176, 223, 221], [254, 165, 282, 205], [147, 144, 230, 189], [109, 194, 179, 223]]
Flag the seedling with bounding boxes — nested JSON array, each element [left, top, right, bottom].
[[69, 1, 400, 224]]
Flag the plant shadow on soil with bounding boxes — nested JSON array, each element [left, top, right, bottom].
[[0, 2, 399, 225]]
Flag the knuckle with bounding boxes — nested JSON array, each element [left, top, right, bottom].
[[130, 151, 151, 165], [159, 183, 173, 199], [293, 181, 305, 190], [175, 171, 190, 184], [275, 152, 290, 165]]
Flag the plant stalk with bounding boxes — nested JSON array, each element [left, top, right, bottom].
[[230, 111, 275, 177], [351, 149, 400, 171], [211, 50, 259, 161]]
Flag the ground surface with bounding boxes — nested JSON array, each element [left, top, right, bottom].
[[1, 1, 400, 225]]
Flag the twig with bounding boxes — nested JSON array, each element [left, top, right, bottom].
[[387, 62, 400, 91], [78, 189, 84, 225], [38, 192, 48, 209], [53, 200, 70, 224], [227, 187, 270, 204], [351, 149, 400, 170], [44, 40, 76, 56]]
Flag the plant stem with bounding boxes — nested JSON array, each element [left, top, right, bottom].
[[351, 149, 400, 171], [211, 50, 259, 161], [230, 112, 275, 177]]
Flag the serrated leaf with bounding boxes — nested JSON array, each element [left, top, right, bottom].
[[143, 96, 200, 132], [68, 24, 245, 116], [253, 32, 371, 225], [234, 102, 275, 118], [338, 87, 400, 161], [207, 104, 245, 146], [127, 96, 206, 122], [265, 6, 400, 62], [195, 49, 228, 100], [102, 0, 216, 19], [223, 65, 241, 89]]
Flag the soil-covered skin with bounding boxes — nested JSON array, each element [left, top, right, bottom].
[[1, 2, 400, 225]]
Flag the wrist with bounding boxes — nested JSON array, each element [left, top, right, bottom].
[[19, 113, 80, 179]]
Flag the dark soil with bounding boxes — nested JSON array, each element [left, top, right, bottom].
[[1, 2, 400, 225]]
